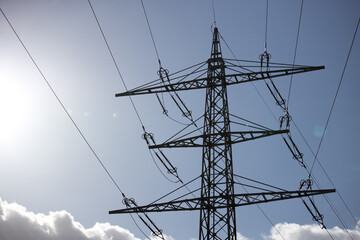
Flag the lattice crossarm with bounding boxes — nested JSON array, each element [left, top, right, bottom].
[[109, 189, 335, 214], [148, 130, 288, 149], [115, 66, 324, 97]]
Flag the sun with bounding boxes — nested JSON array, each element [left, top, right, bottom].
[[0, 76, 34, 148]]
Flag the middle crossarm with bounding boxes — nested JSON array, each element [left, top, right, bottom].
[[148, 130, 288, 149]]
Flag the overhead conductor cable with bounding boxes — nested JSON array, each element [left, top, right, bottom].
[[87, 1, 167, 239], [140, 0, 194, 123]]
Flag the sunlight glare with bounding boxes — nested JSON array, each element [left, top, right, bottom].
[[0, 77, 34, 148]]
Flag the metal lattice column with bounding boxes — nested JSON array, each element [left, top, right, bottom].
[[199, 27, 237, 240]]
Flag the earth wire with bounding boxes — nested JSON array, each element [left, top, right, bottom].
[[0, 8, 126, 196]]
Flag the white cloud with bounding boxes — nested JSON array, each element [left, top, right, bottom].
[[0, 198, 140, 240], [237, 232, 250, 240], [1, 197, 359, 240], [265, 222, 360, 240], [150, 233, 175, 240]]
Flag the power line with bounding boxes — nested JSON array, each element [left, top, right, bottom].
[[83, 3, 169, 239], [139, 0, 197, 128], [286, 0, 304, 110], [291, 119, 359, 229], [281, 120, 355, 239], [219, 23, 356, 240], [309, 17, 360, 176], [251, 8, 359, 231], [308, 17, 360, 229], [137, 0, 207, 190], [87, 3, 199, 238], [2, 7, 167, 239], [129, 213, 151, 240], [238, 183, 286, 240], [211, 0, 217, 26], [259, 0, 358, 233], [219, 33, 278, 122], [140, 0, 161, 65], [87, 0, 145, 128], [218, 31, 287, 240], [0, 8, 125, 195], [147, 147, 180, 184], [109, 26, 330, 239], [265, 0, 269, 50], [88, 0, 184, 186]]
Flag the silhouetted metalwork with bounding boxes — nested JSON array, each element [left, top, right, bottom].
[[122, 193, 165, 240], [260, 48, 327, 227], [115, 65, 323, 97], [112, 27, 333, 240], [142, 128, 180, 180], [111, 189, 335, 214], [149, 130, 288, 149]]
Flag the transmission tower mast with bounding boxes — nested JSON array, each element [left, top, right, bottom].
[[110, 27, 334, 240], [199, 27, 236, 239]]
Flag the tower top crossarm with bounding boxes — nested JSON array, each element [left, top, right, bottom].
[[115, 65, 324, 97], [115, 27, 324, 98], [115, 65, 324, 98]]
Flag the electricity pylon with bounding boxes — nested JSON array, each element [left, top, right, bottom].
[[110, 27, 334, 240]]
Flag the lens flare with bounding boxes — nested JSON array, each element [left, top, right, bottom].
[[313, 125, 326, 138]]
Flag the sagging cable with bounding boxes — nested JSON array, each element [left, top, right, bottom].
[[260, 49, 327, 230], [266, 77, 287, 110], [282, 134, 305, 168], [260, 52, 305, 168], [299, 179, 326, 229], [279, 112, 305, 167], [260, 51, 287, 111], [122, 194, 165, 240], [158, 67, 194, 122], [156, 93, 168, 115], [142, 127, 181, 183]]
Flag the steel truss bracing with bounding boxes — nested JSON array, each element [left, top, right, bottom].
[[115, 66, 324, 97], [110, 189, 335, 214], [198, 27, 236, 239], [149, 130, 289, 149], [112, 27, 333, 240]]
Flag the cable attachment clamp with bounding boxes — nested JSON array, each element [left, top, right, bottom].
[[280, 112, 292, 130], [299, 178, 326, 229], [259, 51, 272, 69], [141, 128, 181, 182], [122, 194, 165, 240], [299, 178, 313, 190], [157, 66, 193, 121]]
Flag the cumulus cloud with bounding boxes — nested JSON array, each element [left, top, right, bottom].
[[150, 233, 175, 240], [1, 197, 359, 240], [265, 222, 360, 240], [0, 198, 140, 240], [237, 232, 250, 240]]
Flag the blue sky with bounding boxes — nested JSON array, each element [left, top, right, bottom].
[[0, 0, 359, 239]]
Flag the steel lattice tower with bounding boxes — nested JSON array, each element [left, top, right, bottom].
[[199, 27, 236, 239], [110, 27, 334, 240]]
